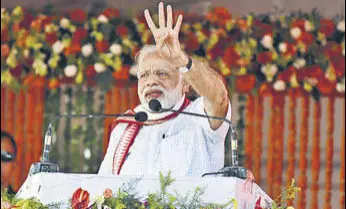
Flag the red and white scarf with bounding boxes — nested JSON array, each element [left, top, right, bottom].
[[108, 97, 191, 175]]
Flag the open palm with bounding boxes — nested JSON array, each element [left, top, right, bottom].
[[144, 2, 184, 59]]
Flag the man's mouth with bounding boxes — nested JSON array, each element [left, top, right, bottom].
[[145, 90, 163, 99]]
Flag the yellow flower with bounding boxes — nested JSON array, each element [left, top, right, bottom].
[[75, 71, 83, 84], [91, 31, 104, 41], [225, 19, 235, 31], [206, 33, 219, 50], [11, 6, 23, 19], [137, 23, 145, 33], [48, 55, 60, 69], [290, 74, 299, 88], [193, 23, 202, 31], [247, 15, 253, 27], [114, 56, 122, 71], [287, 207, 295, 209], [304, 81, 313, 92], [1, 70, 14, 85], [249, 38, 258, 48], [196, 31, 206, 43], [33, 59, 48, 76], [6, 52, 17, 68]]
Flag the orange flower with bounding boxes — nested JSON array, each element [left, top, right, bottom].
[[70, 9, 87, 24], [95, 40, 110, 53], [277, 66, 296, 82], [319, 19, 336, 37], [116, 25, 129, 37], [222, 45, 240, 67], [12, 23, 21, 33], [113, 65, 130, 80], [213, 7, 231, 20], [236, 74, 257, 93], [64, 43, 81, 56], [48, 78, 60, 89], [103, 189, 113, 198], [317, 77, 337, 95], [102, 8, 120, 19], [329, 55, 345, 77], [1, 44, 10, 57]]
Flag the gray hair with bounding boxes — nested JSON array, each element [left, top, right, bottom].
[[135, 45, 158, 66]]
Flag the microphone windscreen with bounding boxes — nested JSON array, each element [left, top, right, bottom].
[[135, 111, 148, 122], [149, 99, 162, 112]]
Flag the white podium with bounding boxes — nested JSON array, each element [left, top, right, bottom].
[[16, 173, 272, 209]]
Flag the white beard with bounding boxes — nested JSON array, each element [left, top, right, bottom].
[[138, 80, 184, 113]]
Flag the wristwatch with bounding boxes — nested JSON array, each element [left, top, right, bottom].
[[178, 57, 193, 74]]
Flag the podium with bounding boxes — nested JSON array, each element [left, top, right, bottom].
[[16, 173, 272, 209]]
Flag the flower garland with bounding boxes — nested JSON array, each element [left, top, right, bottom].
[[0, 7, 345, 98], [324, 97, 335, 209], [286, 90, 297, 207], [273, 94, 285, 198], [340, 100, 345, 208], [1, 173, 301, 209], [297, 95, 310, 209], [245, 93, 255, 170], [267, 96, 275, 197], [310, 100, 321, 209], [253, 96, 264, 184]]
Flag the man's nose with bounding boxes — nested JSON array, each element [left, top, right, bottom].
[[145, 74, 159, 87]]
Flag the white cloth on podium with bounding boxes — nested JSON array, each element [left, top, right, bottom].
[[16, 173, 272, 209], [99, 96, 232, 176]]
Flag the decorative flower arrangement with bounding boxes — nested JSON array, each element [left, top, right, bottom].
[[1, 6, 345, 98], [1, 172, 300, 209]]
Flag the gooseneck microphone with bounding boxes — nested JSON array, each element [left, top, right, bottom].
[[29, 112, 148, 176], [149, 99, 247, 179]]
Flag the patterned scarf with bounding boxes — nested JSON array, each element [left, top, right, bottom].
[[108, 97, 191, 175]]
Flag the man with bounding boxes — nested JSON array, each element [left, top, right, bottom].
[[98, 2, 231, 176], [1, 131, 17, 194]]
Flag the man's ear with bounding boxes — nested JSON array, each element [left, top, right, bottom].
[[182, 81, 190, 93]]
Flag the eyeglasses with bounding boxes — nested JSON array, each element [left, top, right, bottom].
[[137, 69, 172, 81]]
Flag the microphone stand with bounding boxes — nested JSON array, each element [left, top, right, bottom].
[[155, 102, 248, 180], [29, 113, 148, 176]]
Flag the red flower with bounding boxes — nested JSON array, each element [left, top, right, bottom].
[[236, 75, 257, 93], [71, 188, 90, 209], [185, 32, 200, 52], [45, 33, 58, 46], [10, 65, 22, 78], [291, 19, 306, 31], [102, 8, 120, 19], [208, 41, 224, 60], [86, 65, 97, 77], [319, 19, 335, 37], [20, 12, 34, 28], [259, 83, 274, 96], [213, 7, 231, 20], [297, 66, 324, 81], [298, 32, 315, 45], [282, 42, 297, 56], [277, 66, 296, 82], [330, 55, 345, 77], [70, 9, 87, 24], [64, 43, 81, 56], [222, 45, 240, 67], [72, 27, 88, 44], [257, 52, 273, 64], [323, 42, 342, 58], [255, 197, 263, 209], [116, 25, 129, 37], [1, 28, 9, 42], [253, 20, 273, 37], [1, 44, 10, 57], [317, 76, 337, 95], [95, 40, 110, 53]]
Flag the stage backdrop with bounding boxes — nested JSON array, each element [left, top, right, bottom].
[[1, 5, 345, 209]]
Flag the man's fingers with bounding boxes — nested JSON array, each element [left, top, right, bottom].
[[173, 15, 183, 33], [158, 2, 165, 28], [166, 5, 173, 29], [144, 9, 157, 32]]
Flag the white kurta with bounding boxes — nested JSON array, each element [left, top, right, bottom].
[[98, 96, 232, 177]]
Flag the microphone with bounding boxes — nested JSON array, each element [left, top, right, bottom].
[[29, 112, 148, 176], [149, 99, 245, 179]]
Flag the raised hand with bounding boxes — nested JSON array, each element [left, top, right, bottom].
[[144, 2, 185, 59]]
